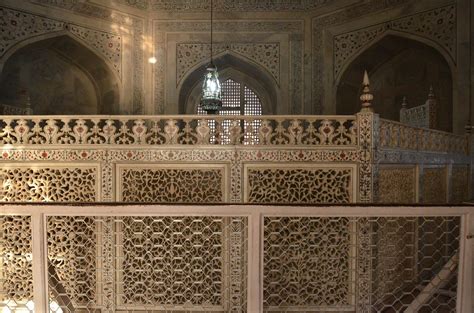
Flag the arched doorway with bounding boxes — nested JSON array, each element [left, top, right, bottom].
[[178, 52, 277, 115], [336, 35, 453, 132], [0, 34, 120, 115]]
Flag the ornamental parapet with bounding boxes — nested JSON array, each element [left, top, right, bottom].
[[0, 114, 471, 204], [0, 115, 359, 147], [379, 118, 468, 155]]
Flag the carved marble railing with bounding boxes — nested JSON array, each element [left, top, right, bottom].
[[400, 102, 435, 129], [1, 205, 471, 313], [379, 119, 468, 155], [0, 114, 470, 204], [399, 88, 437, 129], [0, 115, 358, 146]]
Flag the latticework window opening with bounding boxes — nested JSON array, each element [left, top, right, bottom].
[[197, 79, 263, 144]]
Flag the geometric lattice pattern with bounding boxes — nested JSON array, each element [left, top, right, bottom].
[[263, 216, 460, 312], [120, 168, 224, 202], [263, 217, 352, 308], [371, 216, 460, 313], [247, 168, 353, 203], [47, 217, 97, 308], [371, 217, 417, 301], [46, 216, 248, 312], [0, 216, 33, 312], [0, 167, 97, 202]]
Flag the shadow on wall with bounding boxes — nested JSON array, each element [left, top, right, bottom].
[[0, 35, 120, 115], [336, 35, 453, 132]]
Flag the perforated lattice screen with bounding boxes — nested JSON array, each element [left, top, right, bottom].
[[222, 79, 241, 108], [197, 79, 263, 144], [244, 86, 262, 116], [197, 79, 263, 115]]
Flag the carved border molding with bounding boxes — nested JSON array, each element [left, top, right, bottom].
[[30, 0, 340, 12], [123, 0, 333, 12], [0, 7, 123, 77], [154, 20, 304, 114]]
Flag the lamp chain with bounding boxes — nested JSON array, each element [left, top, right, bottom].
[[210, 0, 213, 63]]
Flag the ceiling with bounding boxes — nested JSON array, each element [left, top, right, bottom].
[[90, 0, 341, 12]]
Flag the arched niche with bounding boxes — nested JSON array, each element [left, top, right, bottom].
[[0, 33, 120, 114], [336, 34, 453, 132], [178, 52, 278, 115]]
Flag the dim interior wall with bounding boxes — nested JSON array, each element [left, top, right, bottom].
[[0, 0, 468, 124], [375, 163, 471, 205]]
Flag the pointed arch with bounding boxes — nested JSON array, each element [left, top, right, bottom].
[[178, 52, 279, 114], [335, 30, 456, 86], [0, 32, 121, 114], [335, 33, 454, 131]]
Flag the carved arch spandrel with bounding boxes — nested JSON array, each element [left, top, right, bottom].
[[313, 2, 456, 114], [176, 42, 280, 85], [332, 4, 456, 82], [0, 32, 123, 114], [178, 51, 279, 115], [334, 30, 456, 86], [0, 7, 123, 79]]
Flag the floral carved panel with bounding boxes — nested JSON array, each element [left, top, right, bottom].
[[245, 164, 354, 203], [422, 166, 447, 204], [0, 166, 98, 202], [177, 43, 280, 83], [451, 166, 469, 204], [0, 215, 33, 306], [118, 164, 227, 202], [67, 24, 122, 75], [0, 7, 64, 56], [377, 166, 416, 203]]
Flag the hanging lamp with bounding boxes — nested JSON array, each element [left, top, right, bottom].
[[200, 0, 222, 114]]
